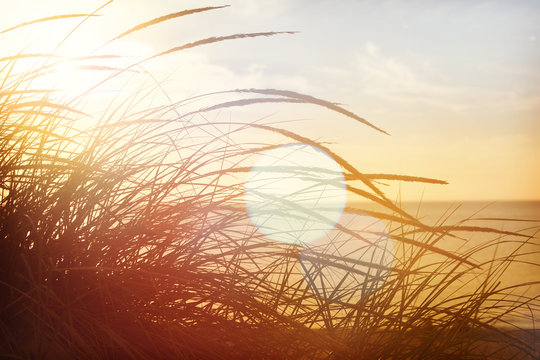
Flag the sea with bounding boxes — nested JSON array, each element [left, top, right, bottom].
[[349, 200, 540, 329]]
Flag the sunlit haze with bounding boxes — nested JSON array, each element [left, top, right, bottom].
[[2, 0, 539, 201]]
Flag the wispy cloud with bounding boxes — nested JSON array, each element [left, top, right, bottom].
[[347, 41, 540, 114]]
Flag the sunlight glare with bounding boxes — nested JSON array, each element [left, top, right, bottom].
[[244, 144, 347, 245]]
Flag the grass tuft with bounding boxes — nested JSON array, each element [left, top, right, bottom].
[[0, 4, 538, 360]]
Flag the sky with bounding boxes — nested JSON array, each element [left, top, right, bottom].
[[2, 0, 539, 201]]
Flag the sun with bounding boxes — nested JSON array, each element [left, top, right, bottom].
[[32, 39, 153, 101], [0, 13, 153, 102]]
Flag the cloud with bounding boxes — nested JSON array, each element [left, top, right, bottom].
[[364, 41, 379, 56], [345, 41, 540, 114]]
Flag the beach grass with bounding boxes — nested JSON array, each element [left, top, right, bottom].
[[1, 4, 539, 359]]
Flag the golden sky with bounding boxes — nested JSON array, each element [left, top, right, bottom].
[[2, 0, 539, 201]]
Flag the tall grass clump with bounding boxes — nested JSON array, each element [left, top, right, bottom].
[[1, 4, 539, 359]]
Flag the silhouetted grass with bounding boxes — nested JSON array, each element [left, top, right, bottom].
[[1, 4, 539, 359]]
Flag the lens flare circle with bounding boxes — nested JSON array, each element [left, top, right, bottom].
[[244, 144, 346, 244], [300, 213, 393, 303]]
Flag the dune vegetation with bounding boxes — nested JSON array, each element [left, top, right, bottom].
[[1, 4, 539, 359]]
